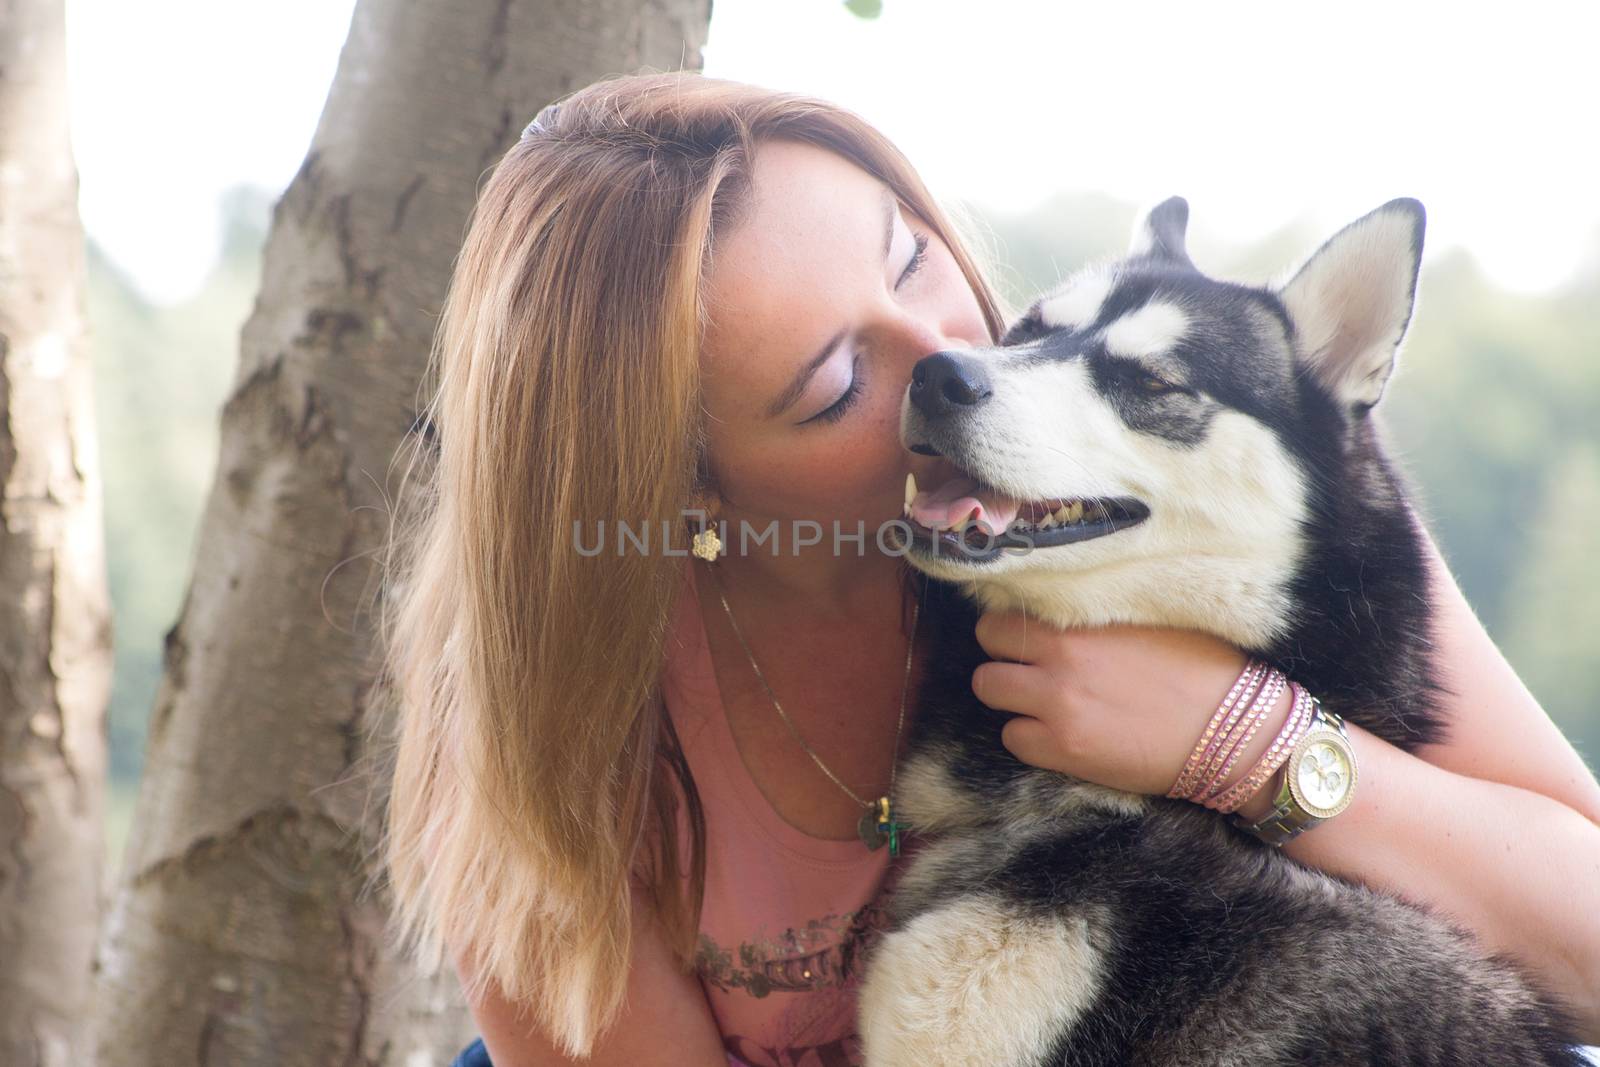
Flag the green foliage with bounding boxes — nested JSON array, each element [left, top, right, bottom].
[[87, 183, 271, 784], [844, 0, 883, 19]]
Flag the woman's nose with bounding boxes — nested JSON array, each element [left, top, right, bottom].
[[878, 306, 978, 373]]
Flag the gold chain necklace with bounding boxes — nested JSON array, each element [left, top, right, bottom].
[[700, 559, 923, 856]]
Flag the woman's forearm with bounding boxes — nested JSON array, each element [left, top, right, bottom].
[[1218, 521, 1600, 1039], [1236, 719, 1600, 1041]]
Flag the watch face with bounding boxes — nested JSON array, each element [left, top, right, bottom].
[[1292, 736, 1355, 817]]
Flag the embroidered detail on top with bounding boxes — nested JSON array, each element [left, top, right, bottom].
[[695, 897, 891, 999]]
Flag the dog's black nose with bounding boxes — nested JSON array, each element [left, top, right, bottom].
[[910, 351, 992, 419]]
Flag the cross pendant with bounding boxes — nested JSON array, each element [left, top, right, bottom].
[[857, 796, 902, 857]]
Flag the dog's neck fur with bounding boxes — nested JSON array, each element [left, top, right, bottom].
[[955, 553, 1300, 653]]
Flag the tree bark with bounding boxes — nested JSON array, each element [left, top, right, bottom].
[[89, 1, 712, 1065], [0, 0, 115, 1063]]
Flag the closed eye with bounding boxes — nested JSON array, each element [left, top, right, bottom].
[[1105, 356, 1191, 397], [1138, 371, 1179, 395], [801, 352, 865, 425], [897, 232, 929, 289]]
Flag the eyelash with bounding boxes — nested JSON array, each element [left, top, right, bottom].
[[898, 232, 930, 289], [803, 233, 929, 427], [806, 353, 864, 425]]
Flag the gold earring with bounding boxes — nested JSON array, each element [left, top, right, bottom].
[[688, 493, 722, 562], [692, 523, 722, 562]]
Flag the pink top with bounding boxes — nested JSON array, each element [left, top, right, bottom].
[[657, 564, 924, 1067]]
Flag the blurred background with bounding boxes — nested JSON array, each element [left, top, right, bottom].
[[67, 0, 1599, 876]]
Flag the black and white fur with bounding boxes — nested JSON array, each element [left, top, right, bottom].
[[856, 198, 1586, 1065]]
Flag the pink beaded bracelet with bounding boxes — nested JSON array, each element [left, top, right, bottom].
[[1167, 659, 1268, 801], [1206, 682, 1314, 814], [1196, 668, 1288, 806], [1186, 666, 1273, 800]]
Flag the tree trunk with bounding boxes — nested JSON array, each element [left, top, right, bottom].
[[88, 1, 712, 1064], [0, 0, 115, 1062]]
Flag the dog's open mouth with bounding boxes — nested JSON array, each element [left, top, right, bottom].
[[899, 472, 1150, 562]]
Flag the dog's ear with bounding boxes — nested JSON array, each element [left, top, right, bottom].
[[1275, 198, 1425, 414], [1128, 196, 1193, 267]]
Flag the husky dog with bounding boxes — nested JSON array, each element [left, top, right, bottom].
[[857, 199, 1586, 1066]]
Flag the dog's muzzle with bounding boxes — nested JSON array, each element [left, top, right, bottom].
[[898, 352, 1150, 564]]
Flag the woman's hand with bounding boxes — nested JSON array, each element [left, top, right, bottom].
[[970, 611, 1253, 797]]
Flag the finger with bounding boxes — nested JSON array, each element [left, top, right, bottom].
[[999, 714, 1064, 772], [974, 608, 1047, 662], [972, 660, 1059, 718]]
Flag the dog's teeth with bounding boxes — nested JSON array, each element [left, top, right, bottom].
[[905, 473, 917, 514], [1065, 501, 1085, 523]]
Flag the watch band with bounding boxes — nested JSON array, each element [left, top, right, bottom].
[[1231, 790, 1319, 847], [1230, 700, 1355, 847]]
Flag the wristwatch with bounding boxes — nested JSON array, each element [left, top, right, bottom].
[[1230, 698, 1358, 847]]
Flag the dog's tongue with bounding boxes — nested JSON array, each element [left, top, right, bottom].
[[909, 476, 1022, 534]]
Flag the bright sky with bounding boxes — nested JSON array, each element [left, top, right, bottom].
[[65, 0, 1600, 306]]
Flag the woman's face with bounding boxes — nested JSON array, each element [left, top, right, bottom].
[[699, 139, 991, 543]]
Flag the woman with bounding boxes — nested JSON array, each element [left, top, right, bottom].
[[379, 71, 1600, 1067]]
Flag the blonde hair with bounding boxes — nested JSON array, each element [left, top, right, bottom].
[[377, 69, 1011, 1057]]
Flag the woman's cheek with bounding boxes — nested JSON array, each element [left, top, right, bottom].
[[723, 442, 879, 521]]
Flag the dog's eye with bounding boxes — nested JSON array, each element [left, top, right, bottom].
[[1138, 372, 1178, 395]]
